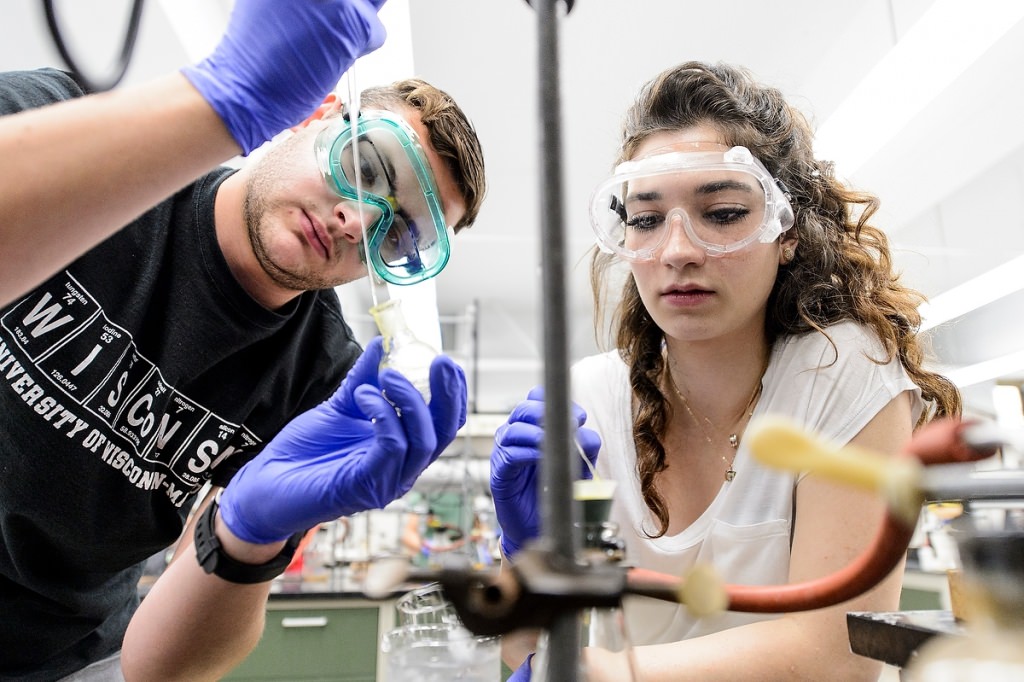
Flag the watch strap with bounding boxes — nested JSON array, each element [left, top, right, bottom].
[[194, 496, 305, 584]]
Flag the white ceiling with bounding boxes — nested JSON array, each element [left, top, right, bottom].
[[4, 0, 1024, 416]]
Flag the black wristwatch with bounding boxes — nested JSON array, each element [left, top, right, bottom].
[[194, 494, 305, 584]]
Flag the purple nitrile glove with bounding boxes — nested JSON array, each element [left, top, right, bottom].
[[489, 386, 601, 559], [219, 336, 467, 544], [182, 0, 388, 154], [507, 653, 535, 682]]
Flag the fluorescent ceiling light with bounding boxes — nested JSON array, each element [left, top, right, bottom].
[[919, 252, 1024, 331], [944, 349, 1024, 388], [813, 0, 1024, 360], [814, 0, 1024, 179]]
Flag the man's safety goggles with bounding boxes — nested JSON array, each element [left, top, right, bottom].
[[315, 110, 450, 286], [589, 145, 794, 260]]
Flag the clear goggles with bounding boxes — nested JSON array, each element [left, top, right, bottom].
[[314, 109, 450, 286], [589, 145, 795, 260]]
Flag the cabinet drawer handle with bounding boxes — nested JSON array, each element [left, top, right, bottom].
[[281, 616, 329, 628]]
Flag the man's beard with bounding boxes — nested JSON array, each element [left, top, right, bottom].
[[242, 183, 343, 293]]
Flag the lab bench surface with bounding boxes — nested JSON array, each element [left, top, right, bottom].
[[267, 567, 400, 600], [847, 610, 962, 669]]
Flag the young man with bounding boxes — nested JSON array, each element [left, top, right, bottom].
[[0, 2, 486, 680]]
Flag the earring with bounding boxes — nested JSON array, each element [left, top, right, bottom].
[[782, 247, 795, 263]]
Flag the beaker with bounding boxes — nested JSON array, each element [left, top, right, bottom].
[[381, 622, 501, 682], [395, 582, 461, 627], [384, 583, 501, 681]]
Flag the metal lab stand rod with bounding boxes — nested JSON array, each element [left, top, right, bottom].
[[533, 0, 581, 679]]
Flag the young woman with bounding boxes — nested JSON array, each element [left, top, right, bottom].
[[490, 61, 960, 681]]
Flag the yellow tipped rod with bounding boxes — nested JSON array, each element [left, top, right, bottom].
[[678, 564, 728, 618], [745, 416, 924, 524]]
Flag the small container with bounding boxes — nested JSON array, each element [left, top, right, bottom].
[[371, 299, 437, 402]]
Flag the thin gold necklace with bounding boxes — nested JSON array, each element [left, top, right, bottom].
[[665, 360, 767, 482]]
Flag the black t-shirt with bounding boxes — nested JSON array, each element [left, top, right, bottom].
[[0, 69, 362, 680]]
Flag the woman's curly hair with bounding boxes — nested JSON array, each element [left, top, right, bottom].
[[590, 61, 961, 537]]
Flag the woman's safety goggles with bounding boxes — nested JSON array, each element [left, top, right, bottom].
[[589, 145, 794, 260], [315, 110, 450, 286]]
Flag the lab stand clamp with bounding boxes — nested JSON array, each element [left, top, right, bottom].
[[366, 417, 1021, 641]]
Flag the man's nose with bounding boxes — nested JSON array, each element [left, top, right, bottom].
[[333, 199, 377, 243]]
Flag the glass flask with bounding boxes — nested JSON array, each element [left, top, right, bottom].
[[370, 298, 438, 402], [531, 479, 639, 681], [381, 583, 501, 682], [394, 582, 461, 627], [904, 531, 1024, 681]]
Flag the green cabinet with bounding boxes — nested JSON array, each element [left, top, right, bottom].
[[223, 600, 386, 682], [899, 569, 950, 612]]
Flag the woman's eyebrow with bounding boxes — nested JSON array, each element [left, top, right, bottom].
[[626, 179, 756, 204], [696, 179, 755, 195], [627, 189, 662, 203]]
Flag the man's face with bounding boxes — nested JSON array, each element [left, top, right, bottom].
[[241, 109, 467, 295]]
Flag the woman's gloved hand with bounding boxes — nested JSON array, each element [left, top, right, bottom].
[[182, 0, 388, 154], [218, 336, 467, 544], [489, 386, 601, 558], [507, 653, 534, 682]]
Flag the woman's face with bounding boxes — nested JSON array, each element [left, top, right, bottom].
[[627, 125, 796, 346]]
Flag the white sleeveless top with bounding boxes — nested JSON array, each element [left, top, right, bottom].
[[571, 321, 924, 644]]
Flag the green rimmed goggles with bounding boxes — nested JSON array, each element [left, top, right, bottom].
[[314, 110, 450, 285]]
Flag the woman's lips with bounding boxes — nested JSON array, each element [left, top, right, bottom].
[[662, 286, 714, 306]]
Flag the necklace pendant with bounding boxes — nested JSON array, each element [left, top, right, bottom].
[[725, 468, 736, 482], [728, 433, 739, 448]]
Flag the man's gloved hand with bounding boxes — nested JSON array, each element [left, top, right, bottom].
[[219, 336, 467, 544], [489, 386, 601, 559], [182, 0, 388, 154]]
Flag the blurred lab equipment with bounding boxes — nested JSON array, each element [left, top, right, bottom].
[[531, 479, 637, 681], [362, 418, 1003, 652], [42, 0, 145, 92], [381, 583, 500, 681], [904, 531, 1024, 680]]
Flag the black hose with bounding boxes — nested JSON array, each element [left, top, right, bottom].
[[42, 0, 147, 93]]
